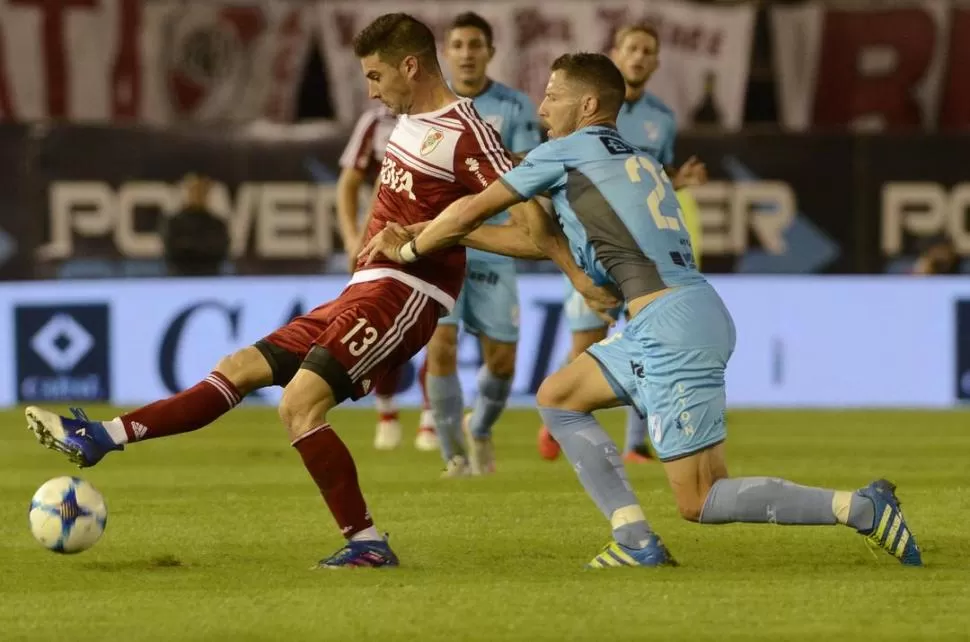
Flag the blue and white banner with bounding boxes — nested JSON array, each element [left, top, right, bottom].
[[0, 274, 967, 409]]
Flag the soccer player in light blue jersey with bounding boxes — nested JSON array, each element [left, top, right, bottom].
[[361, 53, 922, 568], [421, 12, 543, 477], [541, 22, 708, 466]]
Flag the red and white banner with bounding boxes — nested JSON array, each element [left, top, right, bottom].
[[771, 0, 970, 131], [317, 0, 756, 131], [0, 0, 312, 123]]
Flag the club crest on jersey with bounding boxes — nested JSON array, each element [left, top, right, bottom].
[[420, 128, 445, 156], [644, 121, 660, 141]]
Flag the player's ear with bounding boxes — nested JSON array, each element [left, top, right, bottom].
[[401, 55, 419, 80], [487, 45, 495, 62]]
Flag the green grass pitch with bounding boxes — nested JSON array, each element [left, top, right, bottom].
[[1, 407, 969, 641]]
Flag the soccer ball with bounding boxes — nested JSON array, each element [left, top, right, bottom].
[[28, 476, 107, 554]]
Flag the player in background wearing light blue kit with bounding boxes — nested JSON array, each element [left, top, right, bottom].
[[538, 23, 707, 465], [361, 53, 922, 568], [423, 12, 542, 477]]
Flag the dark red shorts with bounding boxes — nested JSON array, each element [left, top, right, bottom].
[[256, 278, 441, 401]]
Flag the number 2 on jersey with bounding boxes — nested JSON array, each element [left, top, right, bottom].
[[624, 156, 686, 232]]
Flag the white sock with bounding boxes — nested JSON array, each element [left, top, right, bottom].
[[375, 395, 396, 415], [102, 418, 128, 445], [419, 409, 436, 430], [350, 526, 382, 542]]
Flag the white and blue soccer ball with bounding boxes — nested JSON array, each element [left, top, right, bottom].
[[28, 476, 107, 554]]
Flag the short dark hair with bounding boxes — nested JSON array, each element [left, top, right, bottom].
[[449, 12, 494, 48], [551, 53, 626, 115], [353, 13, 439, 69]]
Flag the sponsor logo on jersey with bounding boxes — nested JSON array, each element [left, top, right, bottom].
[[379, 157, 416, 200], [420, 128, 445, 156], [464, 157, 488, 187]]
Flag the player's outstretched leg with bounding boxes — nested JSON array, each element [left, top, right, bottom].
[[414, 359, 438, 451], [664, 444, 923, 566], [464, 335, 515, 475], [425, 325, 469, 477], [26, 346, 272, 468], [537, 354, 675, 569], [281, 350, 398, 569], [373, 368, 402, 451]]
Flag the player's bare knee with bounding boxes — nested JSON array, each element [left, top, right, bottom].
[[677, 497, 705, 523], [278, 380, 337, 442], [427, 328, 458, 375], [215, 346, 272, 394], [484, 342, 516, 378], [536, 374, 571, 409]]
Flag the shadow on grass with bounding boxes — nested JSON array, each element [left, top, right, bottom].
[[84, 554, 183, 572]]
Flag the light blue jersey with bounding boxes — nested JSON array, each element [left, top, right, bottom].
[[465, 80, 541, 261], [616, 91, 676, 167], [501, 125, 734, 461], [564, 91, 679, 331], [438, 80, 539, 341], [501, 125, 702, 296]]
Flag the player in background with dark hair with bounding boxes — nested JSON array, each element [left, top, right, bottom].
[[364, 52, 922, 570], [26, 15, 614, 569], [419, 12, 542, 476], [336, 103, 440, 453], [538, 22, 707, 465]]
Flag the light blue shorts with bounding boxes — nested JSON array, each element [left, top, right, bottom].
[[562, 276, 625, 333], [439, 259, 519, 343], [586, 283, 736, 461]]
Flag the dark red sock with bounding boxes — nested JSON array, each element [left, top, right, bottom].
[[293, 424, 373, 538], [375, 368, 400, 422], [418, 359, 431, 411], [121, 372, 241, 441]]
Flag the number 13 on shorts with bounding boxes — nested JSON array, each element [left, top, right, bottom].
[[339, 317, 381, 357]]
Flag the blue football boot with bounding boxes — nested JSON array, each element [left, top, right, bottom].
[[26, 406, 122, 468], [587, 533, 678, 569], [857, 479, 923, 567], [316, 535, 400, 569]]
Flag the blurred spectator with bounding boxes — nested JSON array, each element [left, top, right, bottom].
[[161, 174, 230, 277], [912, 235, 961, 275]]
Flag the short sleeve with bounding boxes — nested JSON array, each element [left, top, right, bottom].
[[454, 122, 516, 193], [339, 111, 379, 171], [659, 116, 676, 166], [499, 141, 567, 199]]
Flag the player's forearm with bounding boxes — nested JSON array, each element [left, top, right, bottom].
[[461, 223, 546, 260], [508, 200, 586, 283], [412, 183, 521, 257], [336, 169, 365, 245], [414, 199, 489, 255]]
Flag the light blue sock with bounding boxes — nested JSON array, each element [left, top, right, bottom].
[[469, 366, 512, 440], [700, 477, 875, 531], [624, 407, 648, 453], [426, 373, 464, 461], [539, 406, 652, 549]]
